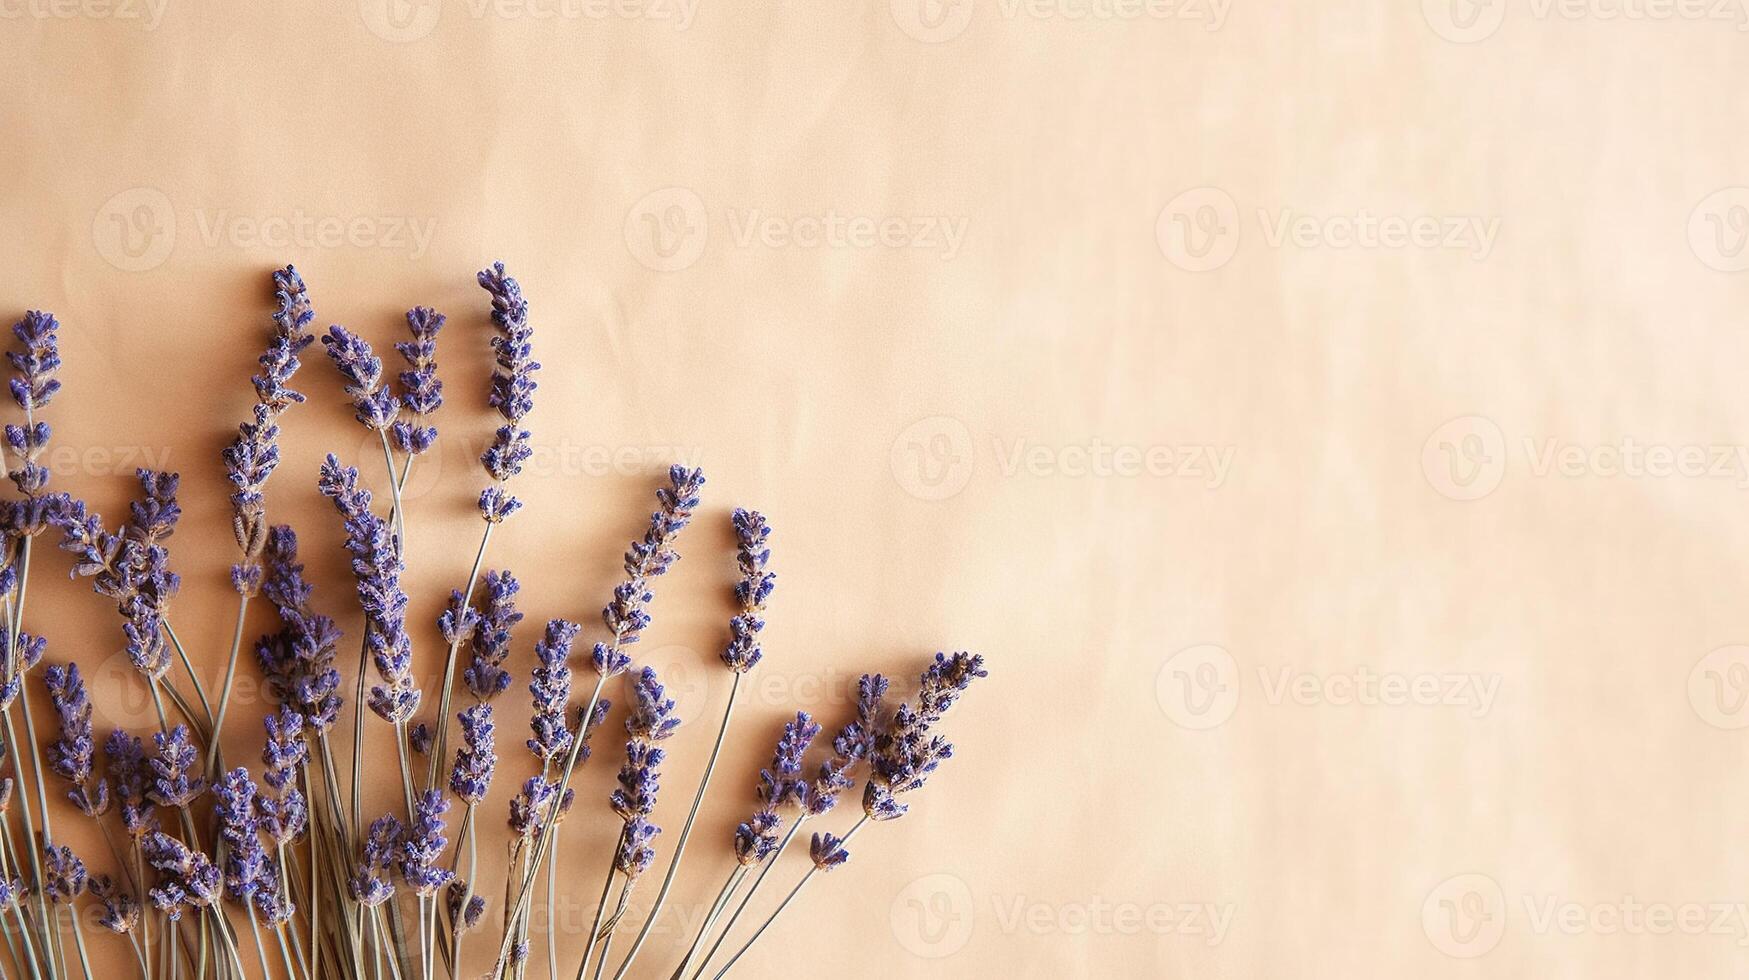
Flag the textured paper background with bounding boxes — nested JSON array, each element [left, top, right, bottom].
[[4, 0, 1749, 976]]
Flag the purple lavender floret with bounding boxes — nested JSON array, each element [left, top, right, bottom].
[[392, 306, 444, 455], [349, 814, 401, 906], [4, 310, 62, 497], [148, 724, 204, 808], [142, 832, 221, 919], [614, 817, 659, 879], [252, 860, 295, 924], [400, 789, 454, 896], [223, 266, 316, 574], [592, 466, 706, 676], [463, 569, 521, 701], [609, 741, 667, 821], [809, 832, 850, 871], [256, 527, 343, 732], [722, 508, 775, 673], [475, 262, 539, 523], [105, 729, 155, 838], [44, 662, 109, 816], [125, 468, 181, 543], [438, 589, 478, 648], [318, 455, 418, 723], [449, 703, 496, 806], [527, 619, 577, 764], [42, 842, 87, 904], [49, 491, 180, 681], [509, 776, 573, 841], [322, 325, 399, 432], [447, 882, 487, 932], [627, 666, 681, 742], [214, 768, 268, 902], [863, 653, 986, 821], [732, 811, 780, 867], [91, 875, 140, 934]]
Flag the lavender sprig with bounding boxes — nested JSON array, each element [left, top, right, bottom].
[[142, 832, 221, 920], [349, 814, 401, 906], [255, 526, 344, 734], [463, 570, 521, 702], [44, 662, 109, 816], [449, 703, 496, 806], [863, 652, 988, 822], [527, 619, 578, 765], [104, 729, 154, 838], [4, 310, 62, 497], [392, 306, 445, 456], [223, 265, 316, 583], [322, 325, 399, 433], [721, 509, 774, 673], [90, 874, 140, 934], [318, 455, 418, 724], [259, 708, 309, 846], [400, 789, 454, 896], [475, 262, 538, 525]]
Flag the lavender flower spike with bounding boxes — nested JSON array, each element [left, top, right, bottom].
[[43, 842, 87, 903], [142, 832, 221, 919], [214, 768, 268, 902], [863, 652, 988, 821], [476, 262, 538, 523], [806, 673, 888, 817], [401, 789, 455, 895], [721, 509, 775, 673], [147, 724, 205, 808], [808, 832, 850, 872], [450, 703, 496, 806], [91, 875, 140, 934], [318, 454, 418, 723], [45, 662, 110, 817], [592, 466, 707, 677], [393, 306, 444, 456], [350, 814, 401, 906], [223, 266, 316, 584], [527, 619, 577, 764], [4, 309, 63, 497], [463, 569, 521, 702], [322, 325, 399, 432], [256, 526, 344, 733], [105, 729, 154, 838]]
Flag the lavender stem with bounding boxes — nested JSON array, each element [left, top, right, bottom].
[[423, 521, 494, 790], [685, 818, 806, 980], [202, 592, 252, 774], [669, 865, 746, 980]]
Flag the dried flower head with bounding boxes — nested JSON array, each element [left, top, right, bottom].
[[447, 881, 487, 933], [142, 832, 221, 919], [863, 652, 987, 821], [5, 309, 63, 497], [464, 569, 521, 701], [722, 508, 775, 673], [214, 768, 268, 902], [105, 729, 154, 837], [450, 703, 496, 806], [614, 816, 660, 879], [392, 306, 444, 456], [223, 266, 316, 570], [527, 619, 577, 764], [91, 874, 140, 934], [318, 455, 418, 723], [476, 262, 539, 523], [256, 526, 343, 733], [593, 465, 706, 676], [45, 662, 109, 816], [322, 325, 398, 432], [350, 814, 401, 906], [809, 832, 850, 872], [400, 790, 455, 896], [148, 724, 204, 809], [759, 712, 821, 811], [42, 842, 87, 904], [806, 673, 888, 817]]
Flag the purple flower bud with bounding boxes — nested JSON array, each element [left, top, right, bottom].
[[224, 267, 316, 562], [450, 703, 496, 806], [257, 527, 343, 733], [809, 832, 850, 871], [475, 263, 539, 521], [45, 662, 108, 816], [392, 306, 444, 455], [322, 325, 399, 432], [721, 509, 774, 673], [349, 814, 401, 906], [863, 653, 986, 821], [148, 725, 204, 809], [105, 729, 155, 838], [142, 832, 221, 918], [528, 619, 577, 764], [317, 455, 418, 723], [5, 310, 62, 496], [214, 768, 267, 901], [42, 843, 87, 903], [732, 810, 780, 867], [614, 817, 660, 879], [400, 790, 454, 896], [464, 570, 521, 701]]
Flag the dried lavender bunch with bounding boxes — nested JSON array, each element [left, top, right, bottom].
[[492, 465, 706, 977], [44, 662, 109, 816], [392, 306, 445, 457], [318, 454, 418, 724]]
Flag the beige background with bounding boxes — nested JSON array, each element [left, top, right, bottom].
[[4, 0, 1749, 976]]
